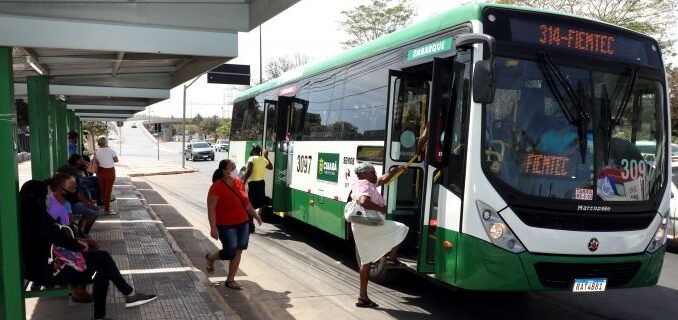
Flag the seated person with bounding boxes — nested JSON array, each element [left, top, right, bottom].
[[537, 111, 577, 155], [20, 180, 157, 320], [57, 156, 101, 237]]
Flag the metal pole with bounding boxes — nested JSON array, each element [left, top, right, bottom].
[[0, 46, 24, 320], [259, 25, 263, 84], [157, 124, 160, 161], [119, 124, 122, 156], [182, 85, 187, 168], [181, 74, 205, 169]]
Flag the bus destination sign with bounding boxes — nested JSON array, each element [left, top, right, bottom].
[[522, 153, 570, 177], [508, 18, 650, 64], [537, 24, 616, 56]]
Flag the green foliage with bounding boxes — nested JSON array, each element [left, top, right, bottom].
[[339, 0, 416, 49], [494, 0, 677, 56], [192, 113, 203, 126], [265, 54, 310, 81], [216, 118, 232, 139], [200, 116, 221, 139], [82, 121, 108, 137]]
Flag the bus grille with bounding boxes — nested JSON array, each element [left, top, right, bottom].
[[534, 262, 641, 289], [512, 206, 655, 231]]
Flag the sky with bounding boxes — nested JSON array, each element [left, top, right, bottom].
[[142, 0, 678, 119], [142, 0, 467, 119]]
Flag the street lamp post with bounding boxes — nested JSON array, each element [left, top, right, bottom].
[[182, 74, 205, 169]]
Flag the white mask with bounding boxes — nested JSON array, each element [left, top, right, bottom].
[[229, 169, 239, 179]]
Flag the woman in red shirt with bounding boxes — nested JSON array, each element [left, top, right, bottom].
[[205, 159, 262, 290]]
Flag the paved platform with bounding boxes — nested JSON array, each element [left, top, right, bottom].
[[24, 177, 235, 320]]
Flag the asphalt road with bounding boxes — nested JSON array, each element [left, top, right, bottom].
[[119, 121, 678, 319]]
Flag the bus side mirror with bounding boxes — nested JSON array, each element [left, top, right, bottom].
[[472, 59, 496, 104], [454, 33, 496, 104]]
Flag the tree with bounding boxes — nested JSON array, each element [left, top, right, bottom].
[[216, 118, 232, 139], [668, 65, 678, 140], [339, 0, 416, 49], [82, 121, 108, 137], [264, 54, 310, 81], [495, 0, 677, 55], [192, 113, 203, 126], [200, 116, 221, 139]]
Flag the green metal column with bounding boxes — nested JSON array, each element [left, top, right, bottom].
[[56, 99, 68, 164], [0, 47, 24, 320], [27, 75, 51, 180], [76, 117, 83, 155], [67, 110, 75, 157], [48, 96, 58, 174]]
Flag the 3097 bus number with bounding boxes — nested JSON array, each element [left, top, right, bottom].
[[297, 155, 312, 174]]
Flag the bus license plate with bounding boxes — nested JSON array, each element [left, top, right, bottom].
[[572, 278, 607, 292]]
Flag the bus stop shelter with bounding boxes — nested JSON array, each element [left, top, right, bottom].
[[0, 1, 298, 318]]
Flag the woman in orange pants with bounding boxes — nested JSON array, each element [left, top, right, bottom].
[[95, 136, 118, 214]]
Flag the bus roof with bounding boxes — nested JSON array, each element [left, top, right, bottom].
[[234, 3, 653, 103]]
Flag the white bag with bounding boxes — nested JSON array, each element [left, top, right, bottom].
[[343, 201, 384, 226]]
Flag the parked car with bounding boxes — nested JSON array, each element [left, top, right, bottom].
[[185, 142, 214, 161], [214, 139, 230, 152]]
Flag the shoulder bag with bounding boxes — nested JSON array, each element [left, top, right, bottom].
[[50, 225, 87, 277], [86, 157, 99, 174], [221, 180, 256, 234], [344, 200, 384, 226]]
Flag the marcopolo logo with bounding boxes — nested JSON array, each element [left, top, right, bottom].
[[317, 153, 340, 183], [407, 37, 453, 61]]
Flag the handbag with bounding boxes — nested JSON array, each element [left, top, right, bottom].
[[86, 158, 99, 174], [50, 225, 87, 277], [222, 180, 256, 234], [344, 201, 384, 226]]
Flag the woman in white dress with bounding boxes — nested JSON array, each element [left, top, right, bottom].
[[351, 162, 409, 308]]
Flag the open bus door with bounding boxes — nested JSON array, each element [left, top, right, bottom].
[[271, 95, 308, 215], [375, 56, 457, 282], [381, 67, 432, 276]]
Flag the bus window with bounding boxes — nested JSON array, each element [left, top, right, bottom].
[[390, 77, 430, 162]]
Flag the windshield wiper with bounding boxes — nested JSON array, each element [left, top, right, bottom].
[[538, 52, 591, 163], [610, 69, 638, 129]]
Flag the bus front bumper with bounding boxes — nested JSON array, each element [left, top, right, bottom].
[[451, 234, 665, 291]]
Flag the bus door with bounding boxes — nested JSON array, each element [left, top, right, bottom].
[[271, 95, 308, 215], [383, 68, 431, 270], [262, 100, 277, 200]]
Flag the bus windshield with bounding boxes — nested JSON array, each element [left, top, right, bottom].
[[483, 56, 666, 202]]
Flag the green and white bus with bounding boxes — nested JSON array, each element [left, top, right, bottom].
[[229, 3, 670, 292]]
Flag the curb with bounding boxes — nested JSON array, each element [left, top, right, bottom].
[[127, 169, 197, 177], [134, 179, 241, 320]]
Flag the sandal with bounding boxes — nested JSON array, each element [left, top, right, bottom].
[[205, 254, 215, 273], [224, 280, 243, 290], [356, 297, 379, 308]]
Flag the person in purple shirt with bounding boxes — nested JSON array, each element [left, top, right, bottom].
[[47, 173, 77, 226]]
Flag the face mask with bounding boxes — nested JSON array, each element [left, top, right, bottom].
[[229, 169, 239, 179]]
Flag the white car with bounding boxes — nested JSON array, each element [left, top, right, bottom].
[[214, 139, 230, 152]]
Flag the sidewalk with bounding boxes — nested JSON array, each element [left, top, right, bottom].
[[19, 165, 235, 319]]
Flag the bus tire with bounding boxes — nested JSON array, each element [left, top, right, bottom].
[[354, 246, 394, 284]]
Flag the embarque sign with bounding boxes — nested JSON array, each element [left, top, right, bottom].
[[407, 38, 453, 61]]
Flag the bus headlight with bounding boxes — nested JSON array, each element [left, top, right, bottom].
[[646, 214, 668, 253], [476, 200, 525, 253]]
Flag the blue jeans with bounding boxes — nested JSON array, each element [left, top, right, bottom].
[[217, 222, 250, 260], [72, 202, 101, 219], [81, 176, 101, 203]]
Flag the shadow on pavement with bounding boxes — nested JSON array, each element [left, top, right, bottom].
[[214, 280, 293, 320]]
